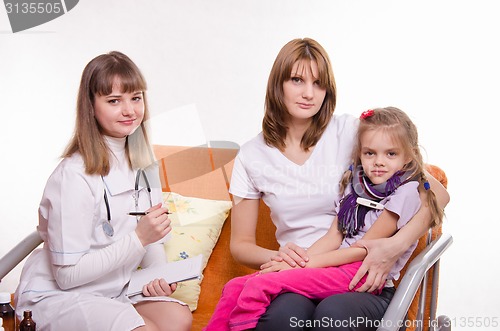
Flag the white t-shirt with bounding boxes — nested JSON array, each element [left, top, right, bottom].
[[230, 114, 359, 248]]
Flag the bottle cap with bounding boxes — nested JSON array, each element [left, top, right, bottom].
[[0, 293, 10, 304]]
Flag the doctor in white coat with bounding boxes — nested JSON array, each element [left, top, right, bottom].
[[15, 51, 192, 331]]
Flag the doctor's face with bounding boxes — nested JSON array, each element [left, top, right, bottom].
[[93, 80, 145, 138]]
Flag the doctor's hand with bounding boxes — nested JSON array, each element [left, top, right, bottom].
[[264, 242, 309, 269], [349, 237, 399, 292], [135, 203, 172, 246], [142, 278, 177, 297]]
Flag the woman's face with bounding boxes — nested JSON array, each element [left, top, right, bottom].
[[93, 79, 145, 138], [282, 60, 326, 123]]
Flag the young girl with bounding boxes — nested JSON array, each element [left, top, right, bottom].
[[204, 107, 444, 331], [15, 51, 192, 331]]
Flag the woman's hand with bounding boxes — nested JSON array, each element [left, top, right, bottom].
[[259, 260, 295, 274], [262, 242, 309, 269], [142, 278, 177, 297], [135, 203, 172, 246], [349, 237, 400, 292]]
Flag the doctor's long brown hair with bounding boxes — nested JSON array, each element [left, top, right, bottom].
[[63, 51, 155, 176]]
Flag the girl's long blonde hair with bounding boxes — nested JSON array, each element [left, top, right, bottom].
[[63, 51, 155, 175], [262, 38, 336, 151], [340, 107, 444, 227]]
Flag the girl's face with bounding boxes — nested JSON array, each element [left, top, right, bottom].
[[360, 129, 411, 185], [93, 79, 145, 138], [282, 60, 326, 123]]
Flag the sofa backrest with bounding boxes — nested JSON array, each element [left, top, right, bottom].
[[153, 145, 237, 201], [153, 144, 279, 251]]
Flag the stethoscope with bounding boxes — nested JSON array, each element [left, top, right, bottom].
[[102, 169, 152, 237]]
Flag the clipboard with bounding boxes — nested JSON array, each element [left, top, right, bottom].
[[127, 254, 203, 296]]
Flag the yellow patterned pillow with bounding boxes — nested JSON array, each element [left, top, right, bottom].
[[162, 192, 232, 311]]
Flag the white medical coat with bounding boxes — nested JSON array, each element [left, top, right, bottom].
[[15, 137, 182, 330]]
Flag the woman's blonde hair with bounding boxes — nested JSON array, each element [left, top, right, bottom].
[[340, 107, 444, 227], [262, 38, 336, 151], [63, 51, 155, 175]]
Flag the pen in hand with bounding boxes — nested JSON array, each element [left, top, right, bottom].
[[128, 211, 172, 216]]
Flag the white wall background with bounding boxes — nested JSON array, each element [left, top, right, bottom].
[[1, 1, 499, 329]]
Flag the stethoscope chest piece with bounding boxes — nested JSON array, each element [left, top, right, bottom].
[[102, 222, 114, 237]]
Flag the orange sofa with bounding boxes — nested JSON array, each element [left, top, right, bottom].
[[4, 144, 449, 331], [153, 144, 277, 331], [153, 145, 449, 331]]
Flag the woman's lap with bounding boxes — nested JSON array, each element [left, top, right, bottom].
[[255, 287, 395, 331], [255, 293, 316, 331]]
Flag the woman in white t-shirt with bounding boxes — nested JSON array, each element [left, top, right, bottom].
[[15, 51, 192, 331], [227, 38, 449, 330]]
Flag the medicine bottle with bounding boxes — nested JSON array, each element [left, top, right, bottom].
[[0, 293, 15, 331], [18, 310, 35, 331]]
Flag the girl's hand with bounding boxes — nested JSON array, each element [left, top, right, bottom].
[[135, 203, 172, 246], [259, 260, 294, 274], [142, 278, 177, 297], [266, 242, 309, 269], [349, 238, 399, 292]]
